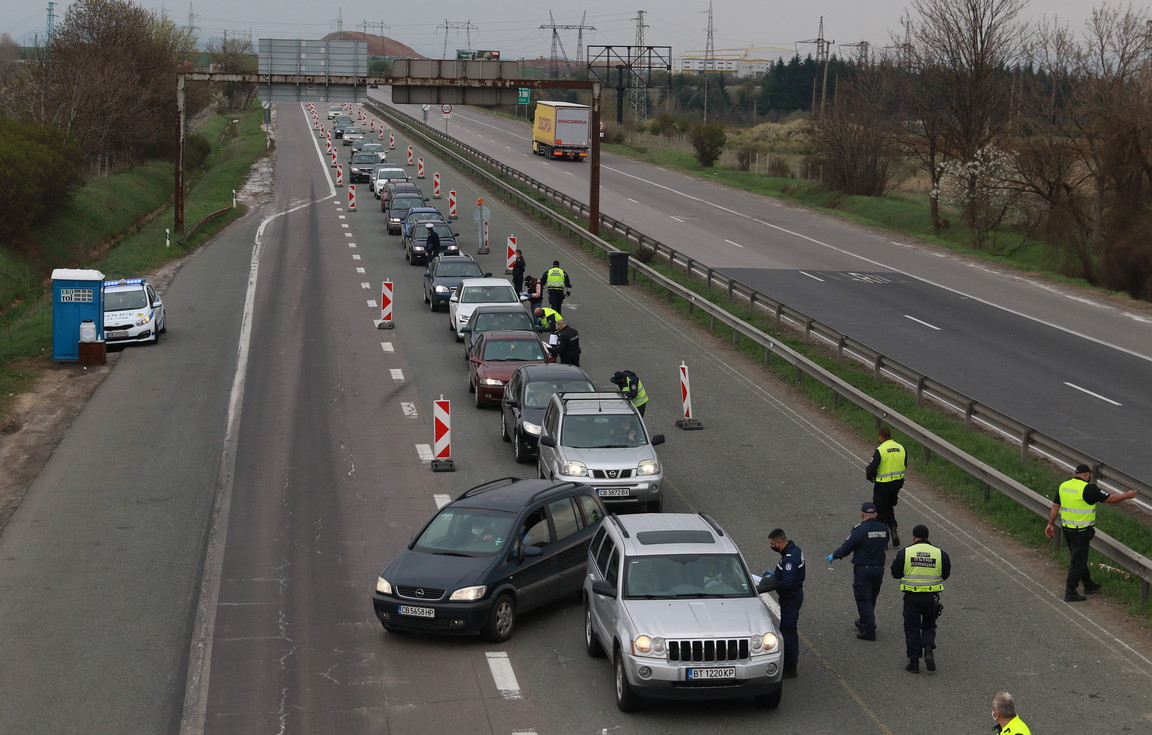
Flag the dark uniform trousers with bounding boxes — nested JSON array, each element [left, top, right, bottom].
[[873, 478, 904, 530], [1063, 526, 1096, 593], [778, 590, 804, 667], [547, 288, 565, 312], [902, 591, 939, 660], [852, 565, 885, 637]]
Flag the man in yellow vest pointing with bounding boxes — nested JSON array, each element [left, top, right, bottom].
[[1044, 464, 1137, 602], [890, 524, 949, 674]]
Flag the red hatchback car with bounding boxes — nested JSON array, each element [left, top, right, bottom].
[[467, 330, 553, 407]]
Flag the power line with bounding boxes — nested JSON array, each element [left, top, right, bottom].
[[540, 11, 595, 78], [798, 16, 834, 115], [438, 19, 477, 58]]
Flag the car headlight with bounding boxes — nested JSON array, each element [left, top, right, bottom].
[[434, 285, 450, 293], [449, 585, 487, 601], [560, 460, 588, 477], [412, 245, 425, 252], [636, 459, 659, 476], [752, 632, 779, 652], [633, 635, 665, 656], [522, 421, 542, 436], [135, 313, 154, 327], [375, 576, 393, 594], [482, 378, 504, 386]]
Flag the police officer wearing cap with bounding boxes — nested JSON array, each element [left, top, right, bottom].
[[866, 427, 907, 546], [543, 260, 571, 312], [424, 222, 441, 262], [890, 523, 950, 674], [1044, 463, 1137, 601], [609, 370, 648, 417], [826, 501, 890, 641]]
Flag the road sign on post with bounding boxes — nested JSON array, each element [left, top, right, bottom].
[[518, 88, 530, 104]]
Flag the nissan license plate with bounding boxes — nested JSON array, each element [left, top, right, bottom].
[[397, 605, 435, 618], [597, 488, 630, 498], [687, 667, 736, 680]]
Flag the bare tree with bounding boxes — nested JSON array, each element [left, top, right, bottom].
[[205, 35, 257, 111]]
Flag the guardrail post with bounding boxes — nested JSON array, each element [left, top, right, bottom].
[[804, 318, 814, 343], [873, 355, 883, 380], [1021, 428, 1033, 464], [916, 376, 927, 406], [837, 335, 847, 360], [964, 400, 975, 431]]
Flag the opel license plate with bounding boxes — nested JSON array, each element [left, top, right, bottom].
[[687, 667, 736, 680], [597, 488, 630, 498], [398, 605, 434, 618]]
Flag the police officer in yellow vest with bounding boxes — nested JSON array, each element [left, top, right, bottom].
[[992, 691, 1031, 734], [543, 260, 571, 312], [1044, 464, 1137, 602], [533, 307, 561, 333], [609, 370, 649, 417], [889, 524, 949, 674], [866, 427, 907, 547]]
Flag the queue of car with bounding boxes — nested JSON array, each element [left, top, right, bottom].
[[352, 109, 784, 711]]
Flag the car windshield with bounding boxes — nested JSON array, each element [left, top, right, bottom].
[[482, 338, 545, 361], [473, 311, 532, 332], [623, 554, 753, 599], [461, 285, 517, 304], [379, 170, 407, 180], [362, 144, 385, 152], [352, 154, 378, 164], [435, 262, 484, 278], [561, 414, 646, 448], [345, 127, 364, 135], [390, 198, 421, 212], [523, 380, 594, 408], [413, 507, 516, 556], [104, 289, 148, 311], [333, 116, 352, 125], [411, 223, 453, 241]]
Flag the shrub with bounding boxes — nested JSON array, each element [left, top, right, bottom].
[[687, 122, 726, 167]]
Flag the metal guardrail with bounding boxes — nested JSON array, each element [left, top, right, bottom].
[[366, 101, 1152, 600]]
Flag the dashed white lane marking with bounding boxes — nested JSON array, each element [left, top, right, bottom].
[[352, 254, 361, 260], [348, 242, 357, 247], [415, 444, 434, 462], [339, 215, 346, 220], [433, 494, 451, 508], [512, 731, 538, 735], [341, 223, 350, 229], [367, 300, 378, 308], [903, 315, 941, 331], [627, 198, 639, 203], [390, 368, 404, 381], [486, 652, 523, 700], [381, 342, 394, 352], [1064, 382, 1122, 406], [361, 282, 371, 289], [671, 216, 685, 223], [401, 402, 418, 418], [724, 239, 744, 248], [344, 232, 353, 237], [800, 271, 824, 282], [356, 267, 365, 274]]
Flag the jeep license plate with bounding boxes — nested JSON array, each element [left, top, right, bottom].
[[397, 605, 435, 618], [596, 488, 630, 498], [687, 667, 736, 680]]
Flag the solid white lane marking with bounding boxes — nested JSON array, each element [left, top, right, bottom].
[[904, 315, 941, 331], [401, 402, 418, 418], [415, 444, 433, 462], [799, 271, 824, 282], [352, 254, 361, 260], [670, 216, 684, 223], [367, 300, 378, 308], [1064, 382, 1121, 406], [486, 652, 523, 700], [380, 342, 394, 352], [433, 494, 451, 508], [724, 239, 744, 249], [627, 198, 639, 203], [390, 368, 404, 381], [356, 267, 366, 273]]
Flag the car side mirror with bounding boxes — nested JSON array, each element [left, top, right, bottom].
[[539, 435, 556, 448], [651, 434, 665, 446], [519, 295, 529, 302], [468, 356, 482, 364], [461, 326, 472, 333], [483, 272, 492, 278], [505, 399, 518, 408], [591, 578, 617, 598], [450, 295, 459, 303], [523, 545, 543, 558]]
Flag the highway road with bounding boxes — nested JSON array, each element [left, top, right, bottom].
[[376, 96, 1152, 484], [0, 103, 1150, 735]]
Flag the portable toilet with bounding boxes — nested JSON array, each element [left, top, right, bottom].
[[51, 268, 105, 361]]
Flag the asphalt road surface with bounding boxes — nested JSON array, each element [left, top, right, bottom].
[[0, 103, 1149, 735]]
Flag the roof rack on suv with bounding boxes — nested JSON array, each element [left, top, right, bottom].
[[529, 480, 584, 503], [456, 476, 520, 499], [557, 392, 627, 404], [699, 512, 726, 537], [607, 514, 630, 538]]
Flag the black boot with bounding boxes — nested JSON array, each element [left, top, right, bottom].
[[905, 658, 919, 674], [890, 526, 900, 548], [923, 647, 935, 671], [782, 662, 797, 679]]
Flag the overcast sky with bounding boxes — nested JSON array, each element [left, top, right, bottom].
[[3, 1, 1105, 60]]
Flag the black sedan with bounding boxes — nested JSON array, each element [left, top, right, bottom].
[[423, 256, 489, 311], [372, 477, 606, 641], [500, 364, 596, 462], [461, 304, 540, 356], [403, 221, 461, 265]]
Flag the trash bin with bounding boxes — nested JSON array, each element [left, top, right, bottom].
[[51, 268, 105, 361], [608, 251, 630, 286]]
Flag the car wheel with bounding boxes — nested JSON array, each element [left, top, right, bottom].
[[482, 594, 516, 642], [614, 650, 642, 712], [429, 297, 438, 312], [500, 413, 511, 442], [474, 386, 485, 409], [149, 328, 160, 345], [537, 459, 548, 480], [513, 431, 529, 463], [754, 685, 783, 709], [648, 496, 664, 513], [423, 288, 430, 304], [454, 330, 463, 343], [159, 316, 167, 334], [584, 602, 605, 658], [467, 373, 475, 393]]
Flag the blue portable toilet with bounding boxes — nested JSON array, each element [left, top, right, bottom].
[[51, 268, 105, 361]]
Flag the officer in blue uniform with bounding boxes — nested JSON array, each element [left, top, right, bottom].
[[763, 528, 805, 678], [826, 501, 890, 641]]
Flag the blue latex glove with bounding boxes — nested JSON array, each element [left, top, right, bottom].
[[759, 570, 774, 578], [825, 554, 835, 563]]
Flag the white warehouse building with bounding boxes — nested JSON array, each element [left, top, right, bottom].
[[678, 46, 793, 78]]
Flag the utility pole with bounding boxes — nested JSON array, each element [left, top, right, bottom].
[[798, 16, 833, 116], [840, 41, 869, 67], [358, 21, 391, 37], [702, 2, 715, 122], [46, 1, 56, 44], [629, 11, 649, 122], [540, 12, 594, 79], [438, 20, 477, 59]]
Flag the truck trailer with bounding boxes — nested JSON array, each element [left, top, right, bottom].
[[531, 101, 591, 160]]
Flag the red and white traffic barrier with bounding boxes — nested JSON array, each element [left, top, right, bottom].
[[505, 235, 517, 274], [406, 145, 414, 166], [432, 172, 441, 198], [388, 132, 395, 149], [417, 157, 425, 178], [348, 184, 357, 211], [448, 190, 457, 217], [480, 220, 490, 254], [376, 279, 394, 329], [370, 119, 375, 132], [675, 361, 704, 430], [431, 397, 455, 471], [335, 164, 343, 187], [379, 129, 384, 140], [330, 147, 337, 168]]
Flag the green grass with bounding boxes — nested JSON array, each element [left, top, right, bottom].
[[0, 107, 269, 419]]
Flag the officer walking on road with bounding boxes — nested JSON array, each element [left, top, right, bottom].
[[549, 318, 581, 366], [890, 524, 949, 674], [825, 501, 889, 641], [543, 260, 571, 312], [992, 691, 1031, 734], [764, 528, 805, 678], [1044, 464, 1137, 601], [424, 222, 441, 262], [866, 427, 907, 546], [609, 370, 649, 417]]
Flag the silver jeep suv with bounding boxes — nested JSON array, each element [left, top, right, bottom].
[[583, 513, 784, 711], [537, 392, 665, 511]]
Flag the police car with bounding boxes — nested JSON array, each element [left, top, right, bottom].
[[103, 278, 166, 345]]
